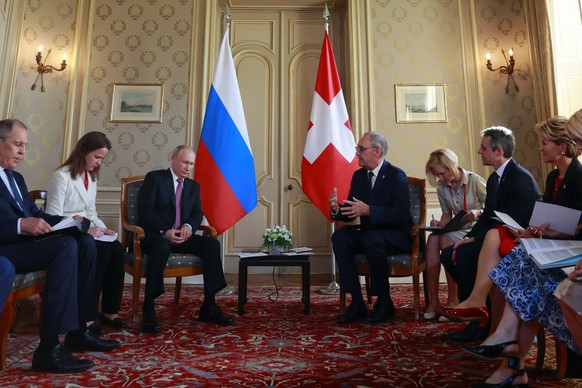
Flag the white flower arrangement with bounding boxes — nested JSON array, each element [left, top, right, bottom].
[[262, 224, 293, 250]]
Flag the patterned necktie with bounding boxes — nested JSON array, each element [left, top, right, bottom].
[[5, 169, 31, 217], [174, 178, 183, 229]]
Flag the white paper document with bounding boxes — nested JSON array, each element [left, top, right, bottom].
[[528, 202, 581, 236], [51, 216, 82, 232], [519, 238, 582, 269], [494, 202, 581, 236], [493, 211, 525, 231], [96, 232, 118, 242]]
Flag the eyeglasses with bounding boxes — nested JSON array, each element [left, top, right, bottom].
[[355, 145, 377, 153], [1, 139, 30, 152]]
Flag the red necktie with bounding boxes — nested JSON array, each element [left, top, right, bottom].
[[174, 178, 183, 229]]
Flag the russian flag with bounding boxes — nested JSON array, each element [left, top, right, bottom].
[[194, 31, 257, 235]]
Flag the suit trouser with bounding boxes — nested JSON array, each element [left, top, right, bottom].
[[95, 240, 125, 314], [0, 256, 15, 313], [440, 240, 483, 302], [142, 232, 227, 302], [332, 228, 404, 299], [0, 233, 97, 340]]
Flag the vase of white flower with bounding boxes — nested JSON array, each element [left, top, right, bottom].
[[262, 225, 293, 254]]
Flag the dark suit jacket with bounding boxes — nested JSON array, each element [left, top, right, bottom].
[[137, 168, 203, 234], [0, 170, 63, 244], [543, 157, 582, 235], [332, 160, 413, 252], [466, 158, 541, 241]]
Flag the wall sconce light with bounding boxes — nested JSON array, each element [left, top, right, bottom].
[[31, 45, 67, 92], [485, 48, 518, 94]]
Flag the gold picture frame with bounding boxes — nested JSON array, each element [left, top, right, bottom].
[[394, 84, 448, 123], [110, 83, 164, 123]]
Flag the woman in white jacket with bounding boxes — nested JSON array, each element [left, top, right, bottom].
[[47, 131, 125, 330]]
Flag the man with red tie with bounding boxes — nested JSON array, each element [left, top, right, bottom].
[[137, 145, 233, 333]]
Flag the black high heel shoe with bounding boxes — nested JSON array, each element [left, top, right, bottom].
[[470, 357, 529, 388], [461, 340, 517, 360]]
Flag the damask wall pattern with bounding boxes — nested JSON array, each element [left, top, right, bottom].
[[10, 0, 77, 185], [86, 0, 195, 187], [369, 0, 542, 186], [474, 0, 541, 183]]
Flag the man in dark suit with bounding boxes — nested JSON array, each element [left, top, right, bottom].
[[0, 119, 119, 373], [137, 145, 233, 333], [329, 131, 413, 324], [441, 126, 541, 341]]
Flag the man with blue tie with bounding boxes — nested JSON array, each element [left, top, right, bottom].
[[440, 126, 541, 341], [0, 119, 119, 373], [329, 131, 413, 324]]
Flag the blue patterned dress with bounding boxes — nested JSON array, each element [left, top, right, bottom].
[[489, 244, 579, 354]]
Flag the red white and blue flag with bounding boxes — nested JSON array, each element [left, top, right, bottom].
[[302, 31, 358, 220], [195, 31, 257, 235]]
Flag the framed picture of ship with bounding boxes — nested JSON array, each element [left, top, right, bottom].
[[395, 84, 447, 123], [110, 83, 164, 123]]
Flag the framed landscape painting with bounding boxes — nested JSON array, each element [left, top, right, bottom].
[[395, 84, 447, 123], [110, 83, 164, 123]]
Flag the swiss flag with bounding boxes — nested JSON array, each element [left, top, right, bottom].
[[301, 31, 359, 221]]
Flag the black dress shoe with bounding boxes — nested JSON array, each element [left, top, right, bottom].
[[462, 340, 518, 360], [198, 304, 235, 325], [141, 310, 160, 333], [447, 321, 488, 342], [87, 322, 103, 336], [363, 299, 395, 324], [470, 368, 528, 388], [337, 301, 367, 324], [32, 344, 94, 373], [100, 313, 126, 329], [64, 330, 121, 352]]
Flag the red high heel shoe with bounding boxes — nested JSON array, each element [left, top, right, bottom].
[[440, 306, 489, 325]]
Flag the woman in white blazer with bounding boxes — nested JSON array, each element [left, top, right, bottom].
[[46, 131, 125, 330]]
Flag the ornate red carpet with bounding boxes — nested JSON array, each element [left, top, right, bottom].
[[1, 284, 580, 387]]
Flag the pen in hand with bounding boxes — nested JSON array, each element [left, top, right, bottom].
[[431, 214, 436, 226]]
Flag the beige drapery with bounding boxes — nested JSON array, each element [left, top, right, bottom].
[[525, 0, 558, 178]]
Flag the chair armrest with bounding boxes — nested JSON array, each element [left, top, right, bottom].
[[198, 225, 218, 238], [123, 223, 145, 241]]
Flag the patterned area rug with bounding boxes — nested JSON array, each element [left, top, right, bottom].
[[1, 284, 581, 387]]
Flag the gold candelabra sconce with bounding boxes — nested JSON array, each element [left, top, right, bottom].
[[485, 48, 518, 94], [31, 45, 67, 92]]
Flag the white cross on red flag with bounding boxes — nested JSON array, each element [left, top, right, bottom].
[[302, 31, 359, 221]]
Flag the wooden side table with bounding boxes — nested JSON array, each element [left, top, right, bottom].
[[237, 253, 311, 316]]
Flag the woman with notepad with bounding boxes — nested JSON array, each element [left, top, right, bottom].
[[423, 148, 487, 320], [46, 131, 125, 332], [461, 112, 582, 386]]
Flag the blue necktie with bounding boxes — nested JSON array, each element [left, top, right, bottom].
[[5, 169, 31, 217]]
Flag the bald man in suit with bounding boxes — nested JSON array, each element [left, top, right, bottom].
[[329, 131, 413, 324]]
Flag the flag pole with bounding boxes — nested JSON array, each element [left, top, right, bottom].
[[216, 4, 237, 297], [318, 4, 340, 296]]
